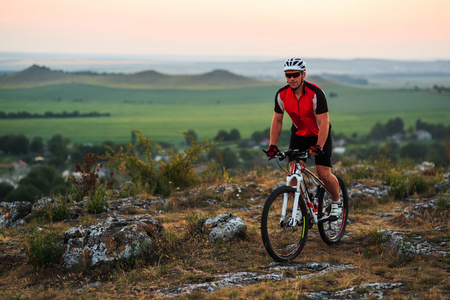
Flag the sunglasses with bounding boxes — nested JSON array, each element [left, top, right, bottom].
[[285, 72, 301, 78]]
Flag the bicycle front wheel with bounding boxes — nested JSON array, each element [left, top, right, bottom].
[[261, 186, 309, 262], [318, 175, 349, 244]]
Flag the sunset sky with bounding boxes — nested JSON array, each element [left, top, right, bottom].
[[1, 0, 449, 60]]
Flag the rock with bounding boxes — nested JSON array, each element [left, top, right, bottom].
[[308, 282, 404, 300], [400, 197, 440, 219], [61, 214, 164, 268], [0, 201, 32, 228], [434, 179, 450, 193], [202, 212, 247, 243], [379, 229, 449, 256], [155, 271, 284, 297], [350, 181, 390, 198], [417, 161, 435, 173]]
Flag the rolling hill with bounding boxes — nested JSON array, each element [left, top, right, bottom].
[[0, 65, 284, 89]]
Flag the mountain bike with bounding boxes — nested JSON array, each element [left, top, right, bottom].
[[261, 149, 349, 262]]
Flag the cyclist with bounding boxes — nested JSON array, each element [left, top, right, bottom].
[[265, 57, 341, 217]]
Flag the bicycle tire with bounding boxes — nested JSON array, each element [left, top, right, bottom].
[[261, 186, 309, 262], [317, 175, 349, 244]]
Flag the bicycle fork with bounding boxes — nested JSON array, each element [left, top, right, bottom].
[[280, 173, 320, 227]]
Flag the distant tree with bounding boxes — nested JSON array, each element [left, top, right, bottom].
[[400, 142, 428, 160], [228, 129, 241, 141], [15, 165, 69, 199], [0, 182, 14, 201], [368, 118, 405, 140], [214, 130, 229, 141], [19, 177, 50, 196], [70, 148, 85, 164], [0, 134, 29, 154], [427, 141, 449, 166], [29, 136, 44, 154], [5, 185, 41, 203], [416, 119, 449, 139], [385, 117, 404, 136], [185, 130, 198, 145], [47, 134, 69, 159], [251, 131, 264, 143]]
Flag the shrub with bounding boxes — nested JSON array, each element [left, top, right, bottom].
[[408, 172, 433, 195], [24, 228, 62, 269], [159, 132, 213, 190], [384, 168, 436, 199], [103, 130, 213, 196], [102, 130, 158, 195], [69, 152, 114, 202], [32, 196, 70, 222], [0, 182, 14, 201]]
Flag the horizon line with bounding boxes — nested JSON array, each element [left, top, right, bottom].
[[1, 51, 450, 62]]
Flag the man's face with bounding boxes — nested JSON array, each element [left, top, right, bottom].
[[285, 71, 305, 89]]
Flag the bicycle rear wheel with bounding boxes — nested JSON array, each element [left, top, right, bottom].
[[261, 186, 308, 262], [318, 175, 348, 244]]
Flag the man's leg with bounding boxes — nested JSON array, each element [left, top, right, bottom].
[[316, 165, 339, 203]]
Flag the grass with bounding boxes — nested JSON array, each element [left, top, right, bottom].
[[0, 157, 448, 299], [0, 82, 449, 145]]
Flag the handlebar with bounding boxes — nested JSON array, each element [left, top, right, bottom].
[[267, 149, 311, 161]]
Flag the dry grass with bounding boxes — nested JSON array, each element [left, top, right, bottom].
[[0, 170, 449, 299]]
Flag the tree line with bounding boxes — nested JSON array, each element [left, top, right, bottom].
[[0, 117, 449, 203], [0, 111, 110, 119], [366, 118, 450, 141], [0, 118, 448, 172]]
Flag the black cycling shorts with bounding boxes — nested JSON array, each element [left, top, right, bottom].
[[289, 124, 333, 167]]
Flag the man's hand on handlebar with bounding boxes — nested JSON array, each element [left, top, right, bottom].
[[309, 145, 323, 156], [263, 144, 280, 158]]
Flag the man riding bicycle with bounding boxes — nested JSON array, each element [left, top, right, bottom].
[[265, 57, 341, 217]]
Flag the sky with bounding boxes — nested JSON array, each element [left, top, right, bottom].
[[1, 0, 449, 60]]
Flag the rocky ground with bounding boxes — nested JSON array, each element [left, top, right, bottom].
[[0, 176, 449, 299]]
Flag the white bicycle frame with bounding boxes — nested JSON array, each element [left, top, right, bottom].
[[281, 161, 320, 227]]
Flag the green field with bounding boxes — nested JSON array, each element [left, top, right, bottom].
[[0, 82, 449, 145]]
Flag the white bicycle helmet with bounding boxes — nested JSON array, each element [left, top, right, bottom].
[[283, 57, 306, 72]]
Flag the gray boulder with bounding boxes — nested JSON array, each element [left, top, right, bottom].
[[202, 212, 247, 243], [0, 201, 32, 228], [62, 214, 164, 268], [379, 229, 449, 256]]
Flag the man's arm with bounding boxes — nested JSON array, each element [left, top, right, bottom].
[[316, 112, 329, 148], [269, 112, 284, 146]]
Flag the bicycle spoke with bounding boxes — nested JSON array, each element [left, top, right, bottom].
[[261, 186, 308, 262], [318, 175, 349, 244]]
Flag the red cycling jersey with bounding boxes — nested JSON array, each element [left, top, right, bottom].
[[274, 81, 328, 137]]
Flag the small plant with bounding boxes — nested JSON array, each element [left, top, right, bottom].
[[145, 230, 180, 263], [86, 184, 108, 214], [385, 168, 408, 198], [436, 192, 450, 211], [69, 152, 115, 202], [32, 196, 70, 222], [24, 228, 62, 269], [184, 211, 204, 239]]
